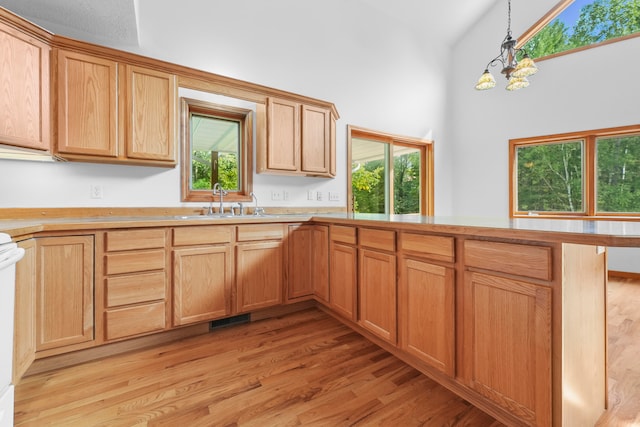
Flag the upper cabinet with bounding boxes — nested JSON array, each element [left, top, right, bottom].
[[0, 8, 337, 170], [56, 50, 118, 158], [259, 97, 336, 178], [0, 19, 50, 151], [124, 65, 176, 163], [55, 49, 177, 166]]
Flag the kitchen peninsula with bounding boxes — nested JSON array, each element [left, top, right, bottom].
[[3, 211, 637, 426]]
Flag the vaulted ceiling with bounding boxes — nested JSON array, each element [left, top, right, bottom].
[[0, 0, 498, 48]]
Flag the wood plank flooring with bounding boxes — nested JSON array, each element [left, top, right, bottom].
[[14, 278, 640, 426], [596, 277, 640, 426]]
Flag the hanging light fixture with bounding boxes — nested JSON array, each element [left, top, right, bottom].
[[475, 0, 538, 91]]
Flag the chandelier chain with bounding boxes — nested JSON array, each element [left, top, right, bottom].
[[507, 0, 512, 36]]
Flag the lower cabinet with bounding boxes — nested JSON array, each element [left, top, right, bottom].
[[359, 248, 396, 343], [358, 227, 397, 345], [329, 240, 357, 321], [287, 224, 329, 303], [103, 228, 169, 341], [398, 258, 455, 376], [311, 225, 329, 302], [173, 246, 233, 325], [13, 239, 36, 383], [236, 225, 285, 313], [463, 271, 552, 426], [172, 226, 234, 326], [35, 235, 94, 353], [462, 239, 553, 426]]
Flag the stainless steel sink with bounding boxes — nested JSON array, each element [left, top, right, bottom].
[[173, 214, 279, 220]]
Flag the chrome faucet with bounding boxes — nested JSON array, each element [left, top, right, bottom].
[[250, 191, 264, 216], [212, 183, 228, 215]]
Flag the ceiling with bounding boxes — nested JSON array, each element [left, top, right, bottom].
[[0, 0, 498, 48]]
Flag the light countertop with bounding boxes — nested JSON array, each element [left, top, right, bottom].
[[2, 212, 640, 247]]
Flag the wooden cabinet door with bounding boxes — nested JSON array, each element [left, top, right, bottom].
[[312, 225, 329, 302], [0, 21, 50, 150], [359, 249, 397, 344], [463, 271, 552, 426], [36, 236, 94, 352], [301, 105, 330, 175], [329, 242, 357, 321], [173, 246, 233, 326], [125, 64, 176, 163], [236, 241, 283, 312], [398, 258, 454, 375], [56, 50, 118, 157], [287, 224, 329, 302], [266, 97, 299, 171], [13, 239, 35, 383], [287, 225, 314, 301]]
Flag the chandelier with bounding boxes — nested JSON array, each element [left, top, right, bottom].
[[475, 0, 538, 91]]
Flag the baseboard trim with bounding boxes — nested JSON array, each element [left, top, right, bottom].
[[608, 270, 640, 281], [25, 323, 209, 378]]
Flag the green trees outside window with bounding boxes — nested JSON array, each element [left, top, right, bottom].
[[349, 127, 431, 216], [597, 135, 640, 212], [180, 97, 253, 203], [522, 0, 640, 59], [511, 126, 640, 217], [516, 141, 583, 213]]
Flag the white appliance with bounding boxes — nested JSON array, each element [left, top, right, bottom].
[[0, 233, 25, 427]]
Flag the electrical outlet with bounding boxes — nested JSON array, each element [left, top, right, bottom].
[[307, 190, 315, 201], [283, 190, 289, 201], [316, 191, 323, 201], [90, 184, 103, 199], [329, 192, 339, 201], [271, 190, 283, 201]]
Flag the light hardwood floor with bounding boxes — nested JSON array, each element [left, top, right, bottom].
[[14, 278, 640, 426]]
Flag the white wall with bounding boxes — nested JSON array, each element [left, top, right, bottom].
[[450, 0, 640, 271], [0, 0, 454, 213]]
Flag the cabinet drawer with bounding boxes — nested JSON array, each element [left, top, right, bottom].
[[105, 271, 166, 308], [105, 229, 166, 252], [331, 225, 356, 245], [173, 226, 233, 246], [400, 232, 455, 263], [105, 249, 165, 275], [464, 240, 552, 281], [236, 224, 284, 242], [105, 302, 166, 340], [360, 228, 395, 252]]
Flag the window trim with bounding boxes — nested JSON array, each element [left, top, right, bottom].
[[347, 125, 433, 215], [509, 124, 640, 219], [517, 0, 640, 63], [180, 97, 253, 203]]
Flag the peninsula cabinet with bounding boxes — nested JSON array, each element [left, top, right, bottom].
[[460, 239, 607, 427], [461, 240, 553, 427], [358, 228, 397, 344], [260, 97, 335, 177], [329, 225, 357, 321], [236, 224, 285, 313], [398, 232, 455, 376], [286, 224, 329, 303], [35, 235, 94, 356], [0, 20, 50, 151], [102, 228, 169, 341], [54, 49, 177, 166]]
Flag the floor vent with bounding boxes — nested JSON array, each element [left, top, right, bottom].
[[209, 314, 250, 330]]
